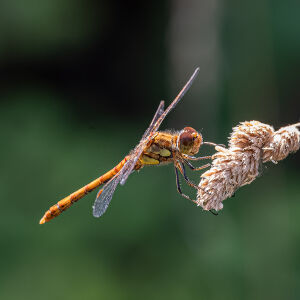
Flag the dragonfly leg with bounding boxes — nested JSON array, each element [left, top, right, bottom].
[[174, 160, 213, 208], [203, 141, 226, 148], [177, 161, 205, 191], [174, 166, 197, 203], [183, 159, 210, 171], [183, 154, 212, 161], [179, 161, 213, 195], [209, 209, 219, 216]]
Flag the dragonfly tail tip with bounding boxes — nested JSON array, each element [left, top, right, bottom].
[[39, 217, 46, 225]]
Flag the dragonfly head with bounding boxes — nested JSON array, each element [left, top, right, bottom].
[[178, 127, 202, 155]]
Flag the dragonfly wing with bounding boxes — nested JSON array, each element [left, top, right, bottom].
[[151, 68, 199, 133], [119, 149, 143, 186], [142, 100, 164, 140], [93, 174, 121, 217], [119, 101, 165, 186]]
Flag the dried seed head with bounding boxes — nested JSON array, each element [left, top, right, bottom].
[[197, 121, 300, 212], [263, 124, 300, 162], [229, 121, 274, 149]]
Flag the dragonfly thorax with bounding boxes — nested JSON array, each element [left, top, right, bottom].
[[178, 127, 202, 156]]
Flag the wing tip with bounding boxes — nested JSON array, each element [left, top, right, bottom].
[[193, 67, 200, 78], [92, 207, 101, 218]]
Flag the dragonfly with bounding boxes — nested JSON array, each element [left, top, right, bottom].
[[39, 67, 217, 224]]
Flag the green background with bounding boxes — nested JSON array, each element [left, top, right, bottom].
[[0, 1, 300, 299]]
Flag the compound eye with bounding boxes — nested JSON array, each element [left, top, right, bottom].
[[180, 131, 193, 147], [183, 127, 196, 134]]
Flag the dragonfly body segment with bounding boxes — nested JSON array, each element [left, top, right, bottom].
[[39, 156, 129, 224], [139, 131, 174, 166], [39, 68, 216, 224]]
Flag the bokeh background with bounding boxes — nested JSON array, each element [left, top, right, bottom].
[[0, 1, 300, 299]]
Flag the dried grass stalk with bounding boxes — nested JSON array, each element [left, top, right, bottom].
[[196, 121, 300, 211]]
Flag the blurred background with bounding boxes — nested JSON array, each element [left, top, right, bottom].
[[0, 0, 300, 299]]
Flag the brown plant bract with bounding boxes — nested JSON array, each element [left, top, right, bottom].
[[196, 121, 300, 211]]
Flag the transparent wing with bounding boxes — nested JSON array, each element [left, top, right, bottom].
[[142, 100, 164, 140], [120, 120, 164, 186], [93, 174, 121, 217], [119, 68, 200, 186], [119, 101, 165, 186], [119, 141, 147, 186], [151, 68, 199, 133]]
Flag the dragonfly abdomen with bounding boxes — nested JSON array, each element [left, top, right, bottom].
[[39, 156, 129, 224]]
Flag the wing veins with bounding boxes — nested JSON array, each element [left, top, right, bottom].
[[151, 67, 200, 133]]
